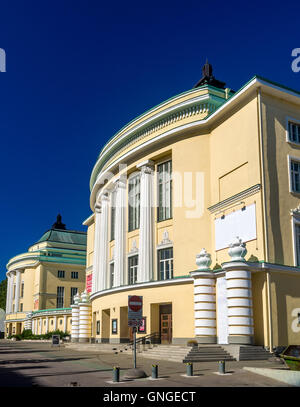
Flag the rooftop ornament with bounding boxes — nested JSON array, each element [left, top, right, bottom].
[[193, 59, 226, 89], [228, 237, 247, 261], [196, 248, 212, 270], [52, 214, 66, 230]]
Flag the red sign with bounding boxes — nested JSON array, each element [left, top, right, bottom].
[[86, 274, 92, 293], [128, 296, 142, 312]]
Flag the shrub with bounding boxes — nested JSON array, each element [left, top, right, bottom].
[[21, 329, 33, 339]]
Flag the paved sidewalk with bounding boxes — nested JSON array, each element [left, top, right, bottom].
[[0, 340, 291, 387]]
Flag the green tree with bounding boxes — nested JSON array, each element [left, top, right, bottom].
[[0, 278, 7, 310]]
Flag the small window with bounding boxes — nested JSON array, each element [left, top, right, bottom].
[[58, 270, 65, 278], [96, 320, 100, 335], [291, 160, 300, 193], [110, 263, 114, 288], [158, 247, 173, 280], [128, 255, 138, 285], [51, 320, 53, 325], [111, 319, 118, 334], [19, 303, 23, 312], [288, 121, 300, 144], [60, 319, 63, 325], [20, 282, 24, 298], [71, 271, 78, 279]]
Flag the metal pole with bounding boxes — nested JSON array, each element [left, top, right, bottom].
[[218, 360, 225, 374], [152, 364, 158, 379], [133, 327, 137, 369]]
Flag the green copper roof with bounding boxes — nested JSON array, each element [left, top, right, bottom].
[[37, 229, 87, 246]]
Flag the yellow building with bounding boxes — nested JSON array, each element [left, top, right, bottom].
[[79, 62, 300, 350], [5, 215, 87, 337]]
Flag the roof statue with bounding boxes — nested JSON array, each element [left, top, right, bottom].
[[52, 214, 66, 230], [193, 60, 226, 89]]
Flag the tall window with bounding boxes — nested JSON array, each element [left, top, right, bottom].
[[289, 121, 300, 144], [19, 303, 23, 312], [128, 255, 138, 285], [158, 248, 173, 280], [20, 282, 24, 298], [128, 174, 140, 231], [111, 190, 116, 240], [158, 161, 172, 221], [291, 160, 300, 192], [110, 263, 114, 288], [71, 271, 78, 279], [57, 270, 65, 278], [70, 287, 78, 305], [57, 286, 64, 308]]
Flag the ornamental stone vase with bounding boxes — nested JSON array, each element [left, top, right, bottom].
[[228, 236, 247, 261], [196, 248, 212, 270]]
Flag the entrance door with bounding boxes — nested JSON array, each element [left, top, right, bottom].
[[160, 314, 172, 343]]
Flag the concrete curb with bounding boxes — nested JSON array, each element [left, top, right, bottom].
[[243, 367, 299, 386]]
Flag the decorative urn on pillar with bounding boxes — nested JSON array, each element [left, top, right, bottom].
[[196, 248, 212, 270], [228, 237, 247, 261]]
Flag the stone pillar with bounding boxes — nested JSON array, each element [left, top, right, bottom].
[[78, 291, 92, 343], [222, 237, 254, 345], [98, 192, 109, 291], [14, 270, 21, 313], [114, 178, 126, 287], [137, 160, 154, 282], [45, 316, 49, 333], [8, 272, 14, 314], [63, 315, 67, 333], [39, 318, 42, 334], [191, 249, 217, 343], [6, 273, 12, 314], [32, 319, 36, 335], [92, 203, 102, 294], [71, 293, 80, 342], [54, 316, 57, 331]]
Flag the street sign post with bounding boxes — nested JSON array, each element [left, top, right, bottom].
[[128, 295, 143, 369]]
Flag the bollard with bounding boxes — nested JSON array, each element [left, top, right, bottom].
[[113, 366, 120, 382], [186, 362, 193, 376], [152, 364, 158, 379], [218, 360, 225, 374]]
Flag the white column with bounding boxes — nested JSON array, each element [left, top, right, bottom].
[[14, 270, 21, 313], [137, 160, 154, 282], [63, 315, 67, 332], [98, 192, 109, 291], [39, 318, 42, 334], [223, 237, 254, 344], [78, 291, 92, 343], [8, 273, 14, 314], [92, 204, 102, 294], [192, 249, 217, 343], [45, 317, 49, 333], [114, 178, 126, 287], [5, 274, 12, 314], [54, 316, 57, 331], [71, 293, 80, 342], [32, 319, 36, 334]]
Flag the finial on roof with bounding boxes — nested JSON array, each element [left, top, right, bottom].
[[52, 214, 66, 230], [193, 60, 226, 89]]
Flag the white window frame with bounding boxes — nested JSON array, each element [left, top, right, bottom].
[[57, 286, 64, 308], [157, 160, 172, 222], [128, 173, 141, 231], [109, 261, 115, 288], [291, 215, 300, 267], [71, 271, 78, 279], [286, 116, 300, 145], [128, 254, 138, 285], [287, 155, 300, 194], [157, 247, 173, 281], [70, 287, 78, 305]]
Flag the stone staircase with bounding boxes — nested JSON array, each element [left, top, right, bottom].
[[238, 346, 273, 361], [183, 345, 235, 363], [124, 344, 190, 363]]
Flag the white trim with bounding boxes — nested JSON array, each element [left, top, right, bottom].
[[286, 116, 300, 145], [291, 216, 300, 267], [287, 154, 300, 194], [82, 213, 94, 226], [90, 276, 192, 300]]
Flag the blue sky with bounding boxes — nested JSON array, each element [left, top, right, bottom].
[[0, 0, 299, 281]]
